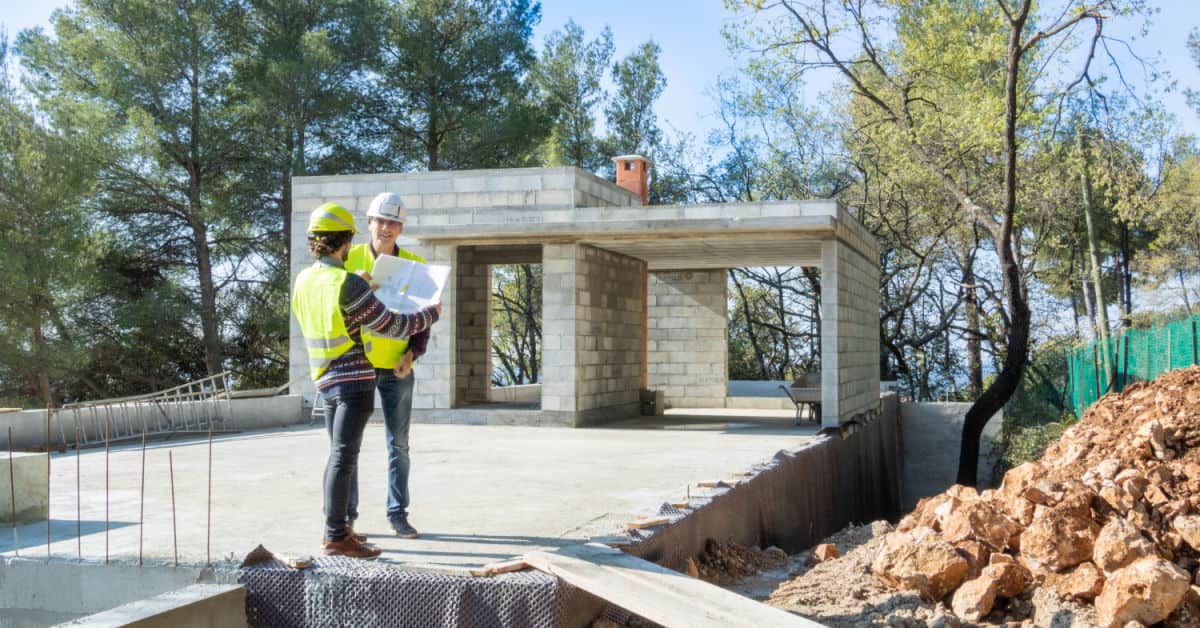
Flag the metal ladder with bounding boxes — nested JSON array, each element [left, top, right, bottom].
[[55, 372, 236, 447]]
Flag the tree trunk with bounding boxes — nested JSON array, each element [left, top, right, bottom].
[[31, 297, 53, 410], [193, 219, 223, 376], [731, 270, 769, 379], [957, 2, 1034, 486], [962, 239, 983, 398], [1120, 222, 1132, 326], [1079, 130, 1108, 368]]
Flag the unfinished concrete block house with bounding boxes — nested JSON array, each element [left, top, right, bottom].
[[289, 156, 880, 429]]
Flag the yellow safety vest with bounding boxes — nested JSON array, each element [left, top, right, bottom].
[[292, 263, 354, 380], [344, 243, 428, 369]]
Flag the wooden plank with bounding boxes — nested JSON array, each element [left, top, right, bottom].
[[468, 558, 530, 577], [523, 543, 820, 628], [626, 516, 672, 530]]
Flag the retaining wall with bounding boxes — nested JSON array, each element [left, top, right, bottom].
[[899, 401, 1003, 511], [623, 393, 902, 569]]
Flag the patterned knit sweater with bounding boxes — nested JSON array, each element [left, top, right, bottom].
[[315, 259, 439, 398]]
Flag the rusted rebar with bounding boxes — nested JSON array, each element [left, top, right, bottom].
[[8, 426, 17, 557], [169, 450, 178, 567], [45, 404, 50, 560], [104, 417, 110, 564], [75, 426, 80, 561], [139, 429, 146, 566], [206, 426, 213, 567]]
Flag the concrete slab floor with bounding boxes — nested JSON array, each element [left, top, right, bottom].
[[0, 415, 816, 572]]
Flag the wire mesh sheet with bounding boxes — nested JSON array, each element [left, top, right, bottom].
[[239, 557, 570, 627]]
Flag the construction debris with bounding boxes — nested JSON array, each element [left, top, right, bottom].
[[864, 365, 1200, 626], [692, 538, 788, 586]]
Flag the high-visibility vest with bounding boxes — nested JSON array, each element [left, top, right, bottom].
[[345, 243, 427, 369], [292, 263, 354, 380]]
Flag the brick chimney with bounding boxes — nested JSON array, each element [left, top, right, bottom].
[[613, 155, 650, 205]]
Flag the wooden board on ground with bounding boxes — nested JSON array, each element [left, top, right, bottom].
[[626, 516, 671, 530], [523, 543, 821, 628]]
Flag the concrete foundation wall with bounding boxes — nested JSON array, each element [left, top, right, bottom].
[[0, 452, 47, 524], [0, 559, 209, 619], [820, 240, 881, 426], [625, 393, 902, 569], [646, 270, 727, 408], [67, 584, 247, 628], [899, 402, 1003, 511]]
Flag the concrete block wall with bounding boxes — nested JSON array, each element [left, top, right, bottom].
[[820, 240, 881, 426], [540, 243, 580, 416], [539, 244, 643, 424], [454, 247, 491, 405], [409, 242, 456, 412], [646, 270, 728, 408], [575, 245, 643, 417], [290, 168, 633, 403]]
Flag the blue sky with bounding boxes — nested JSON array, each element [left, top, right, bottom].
[[3, 1, 1200, 141]]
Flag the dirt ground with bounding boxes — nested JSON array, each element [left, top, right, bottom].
[[744, 521, 1097, 627]]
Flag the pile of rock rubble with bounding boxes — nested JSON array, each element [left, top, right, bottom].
[[872, 365, 1200, 627]]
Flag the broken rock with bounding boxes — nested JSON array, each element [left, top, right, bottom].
[[983, 561, 1032, 598], [809, 543, 838, 564], [1020, 509, 1100, 573], [1173, 514, 1200, 551], [1093, 518, 1156, 575], [951, 572, 999, 621], [1056, 562, 1105, 601], [1095, 557, 1189, 628], [942, 500, 1021, 552], [871, 527, 970, 601]]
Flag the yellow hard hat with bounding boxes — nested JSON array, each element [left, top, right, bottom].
[[307, 203, 357, 233]]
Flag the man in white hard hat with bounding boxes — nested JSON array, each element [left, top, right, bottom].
[[343, 192, 428, 538]]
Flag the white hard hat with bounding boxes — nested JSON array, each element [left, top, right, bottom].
[[366, 192, 406, 222]]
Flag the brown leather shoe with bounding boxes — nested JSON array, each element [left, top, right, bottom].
[[346, 525, 367, 543], [323, 536, 381, 559], [320, 525, 366, 545]]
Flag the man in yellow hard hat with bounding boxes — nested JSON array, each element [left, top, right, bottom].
[[343, 192, 427, 539], [291, 202, 440, 559]]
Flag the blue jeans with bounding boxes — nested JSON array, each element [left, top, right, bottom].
[[320, 390, 373, 541], [345, 369, 414, 522]]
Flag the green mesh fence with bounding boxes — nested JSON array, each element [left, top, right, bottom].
[[1068, 313, 1200, 417]]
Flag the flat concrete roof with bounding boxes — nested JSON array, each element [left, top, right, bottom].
[[406, 200, 878, 270], [0, 413, 816, 572]]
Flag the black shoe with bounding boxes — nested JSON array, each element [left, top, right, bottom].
[[390, 516, 419, 539]]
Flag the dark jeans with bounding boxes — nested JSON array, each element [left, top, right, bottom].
[[346, 370, 415, 522], [321, 389, 374, 541]]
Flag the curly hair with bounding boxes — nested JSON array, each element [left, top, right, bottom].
[[308, 231, 355, 259]]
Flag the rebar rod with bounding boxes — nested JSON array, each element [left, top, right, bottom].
[[207, 426, 213, 567], [104, 417, 109, 564], [75, 426, 80, 560], [8, 427, 17, 557], [139, 429, 146, 566], [169, 450, 178, 567], [45, 403, 50, 560]]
